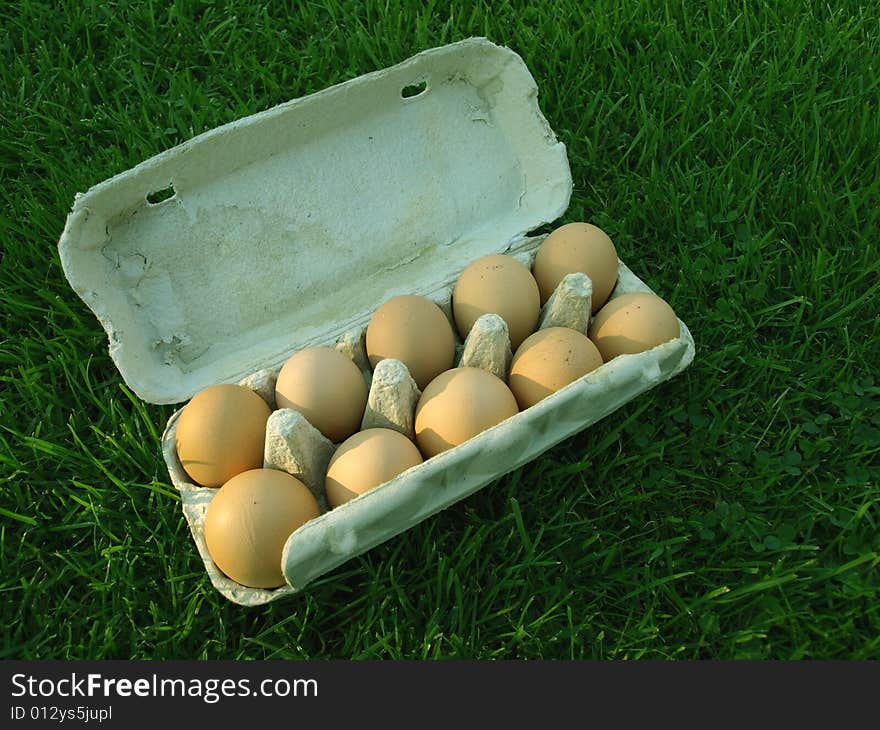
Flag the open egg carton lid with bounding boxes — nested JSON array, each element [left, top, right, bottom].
[[57, 38, 572, 405]]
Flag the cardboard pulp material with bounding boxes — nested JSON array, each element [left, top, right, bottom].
[[57, 39, 695, 606], [57, 38, 570, 404]]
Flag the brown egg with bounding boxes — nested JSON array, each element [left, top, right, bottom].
[[452, 254, 540, 350], [204, 468, 320, 589], [509, 327, 604, 409], [275, 347, 368, 442], [365, 295, 456, 389], [414, 367, 519, 458], [588, 291, 680, 361], [532, 222, 619, 311], [325, 428, 423, 508], [175, 384, 271, 487]]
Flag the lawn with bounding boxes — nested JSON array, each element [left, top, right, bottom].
[[1, 0, 878, 659]]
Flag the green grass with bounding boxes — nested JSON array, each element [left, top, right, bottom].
[[2, 0, 879, 659]]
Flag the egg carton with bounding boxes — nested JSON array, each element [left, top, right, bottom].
[[165, 240, 692, 605], [58, 39, 695, 605]]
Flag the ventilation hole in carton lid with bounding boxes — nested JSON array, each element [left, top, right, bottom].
[[147, 184, 176, 205], [401, 81, 428, 98]]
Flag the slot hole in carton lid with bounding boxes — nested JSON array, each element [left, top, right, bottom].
[[147, 184, 176, 205], [401, 81, 428, 99]]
